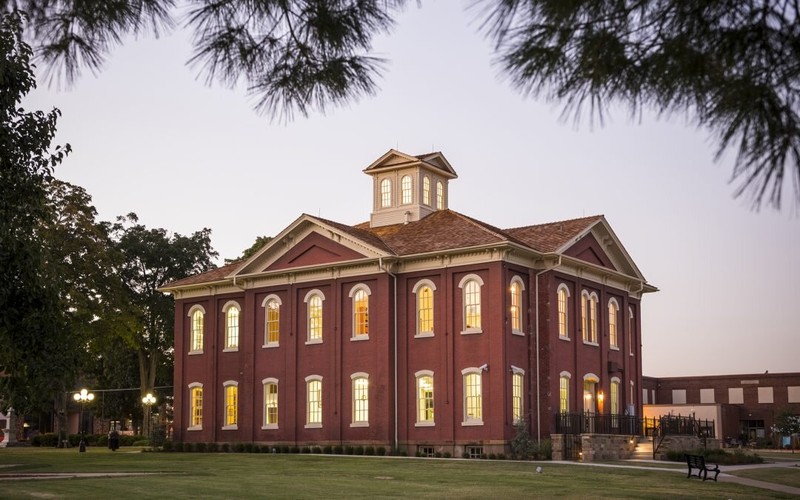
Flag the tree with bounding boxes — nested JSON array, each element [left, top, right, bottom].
[[108, 214, 217, 434], [226, 235, 273, 264], [772, 410, 800, 452], [0, 10, 73, 414], [6, 2, 799, 209]]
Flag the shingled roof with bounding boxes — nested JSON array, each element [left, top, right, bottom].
[[505, 215, 604, 252]]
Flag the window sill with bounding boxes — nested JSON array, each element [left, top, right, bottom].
[[461, 420, 484, 427], [511, 330, 525, 337], [304, 423, 322, 429], [263, 342, 279, 349], [414, 421, 435, 427], [222, 347, 238, 353], [414, 332, 434, 339], [187, 426, 202, 431], [350, 335, 369, 342], [460, 329, 482, 336], [349, 422, 369, 428], [558, 336, 571, 341], [221, 425, 238, 431], [610, 346, 620, 351], [305, 338, 323, 346], [582, 341, 599, 347], [188, 350, 203, 356], [261, 424, 278, 430]]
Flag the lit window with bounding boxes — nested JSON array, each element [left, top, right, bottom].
[[559, 373, 570, 413], [511, 367, 524, 422], [263, 379, 278, 428], [223, 302, 240, 351], [510, 278, 524, 334], [413, 280, 436, 337], [189, 383, 203, 429], [416, 371, 434, 425], [351, 374, 369, 426], [380, 178, 391, 207], [608, 299, 619, 349], [401, 175, 412, 204], [423, 176, 431, 205], [305, 290, 324, 343], [610, 378, 620, 427], [436, 181, 444, 209], [557, 284, 570, 339], [262, 295, 281, 347], [224, 382, 238, 428], [581, 291, 598, 344], [350, 285, 370, 339], [459, 274, 483, 333], [306, 376, 322, 427], [462, 369, 483, 425], [583, 375, 599, 413], [189, 306, 205, 353]]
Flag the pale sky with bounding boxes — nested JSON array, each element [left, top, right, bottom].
[[25, 3, 799, 377]]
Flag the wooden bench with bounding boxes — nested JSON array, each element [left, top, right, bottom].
[[685, 453, 720, 482]]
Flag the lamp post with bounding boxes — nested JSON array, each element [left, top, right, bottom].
[[142, 393, 157, 441], [73, 389, 94, 452]]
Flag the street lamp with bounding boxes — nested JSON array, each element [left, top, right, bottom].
[[73, 388, 94, 452], [142, 393, 157, 441]]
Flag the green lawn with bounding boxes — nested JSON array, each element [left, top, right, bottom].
[[727, 468, 800, 489], [0, 448, 794, 499]]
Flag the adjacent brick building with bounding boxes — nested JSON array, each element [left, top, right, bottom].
[[162, 150, 657, 455]]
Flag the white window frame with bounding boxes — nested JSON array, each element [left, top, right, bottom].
[[380, 178, 391, 207], [222, 380, 238, 430], [610, 377, 621, 427], [262, 378, 278, 429], [188, 382, 203, 431], [581, 290, 599, 345], [401, 175, 412, 205], [305, 375, 323, 428], [436, 181, 444, 210], [461, 368, 483, 426], [262, 295, 281, 348], [559, 372, 571, 413], [510, 276, 525, 336], [350, 373, 369, 427], [608, 298, 619, 350], [222, 301, 240, 352], [349, 284, 371, 341], [511, 365, 524, 423], [423, 176, 431, 205], [304, 289, 324, 344], [557, 284, 570, 340], [415, 370, 435, 426], [188, 305, 205, 354], [583, 373, 600, 413], [459, 274, 484, 335], [412, 280, 436, 338]]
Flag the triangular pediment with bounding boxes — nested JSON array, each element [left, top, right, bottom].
[[559, 217, 646, 282], [230, 214, 392, 278], [363, 149, 457, 179]]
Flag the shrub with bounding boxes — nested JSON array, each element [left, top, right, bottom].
[[345, 445, 354, 455], [443, 452, 451, 458], [206, 442, 219, 452], [234, 443, 246, 453], [323, 445, 333, 454], [173, 442, 184, 452], [462, 452, 470, 459], [334, 445, 344, 454], [220, 443, 230, 453], [354, 446, 364, 455], [365, 446, 375, 456], [162, 440, 173, 452], [31, 433, 59, 447], [291, 446, 301, 453], [119, 434, 138, 447], [301, 446, 311, 454], [434, 451, 442, 458], [132, 439, 150, 447], [666, 448, 764, 465], [488, 453, 496, 460], [244, 443, 255, 453], [261, 445, 273, 453], [96, 435, 109, 447], [195, 442, 207, 453], [496, 453, 505, 460], [313, 446, 322, 454], [377, 446, 386, 456], [184, 443, 195, 453], [281, 445, 290, 454]]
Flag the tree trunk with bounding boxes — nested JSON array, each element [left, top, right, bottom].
[[138, 348, 160, 439]]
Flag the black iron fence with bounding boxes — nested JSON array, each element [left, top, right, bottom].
[[555, 413, 715, 438]]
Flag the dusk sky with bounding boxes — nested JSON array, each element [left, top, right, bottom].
[[25, 3, 798, 378]]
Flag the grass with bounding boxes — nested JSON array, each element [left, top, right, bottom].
[[727, 467, 800, 489], [0, 448, 796, 499]]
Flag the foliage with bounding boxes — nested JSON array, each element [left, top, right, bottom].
[[772, 410, 800, 436], [0, 11, 74, 414], [226, 235, 273, 264], [666, 448, 764, 465], [478, 0, 800, 210]]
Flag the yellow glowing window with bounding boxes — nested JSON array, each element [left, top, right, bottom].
[[559, 376, 569, 413], [353, 289, 369, 337], [417, 375, 434, 423], [225, 385, 237, 426], [557, 286, 569, 338], [266, 299, 280, 345], [190, 309, 204, 352], [423, 176, 430, 205], [264, 382, 278, 426], [401, 175, 412, 204], [225, 306, 239, 350], [417, 286, 433, 334], [464, 280, 481, 330], [512, 372, 523, 422], [608, 300, 619, 348], [380, 178, 391, 207], [307, 379, 322, 424], [308, 295, 323, 341], [190, 386, 203, 427], [510, 281, 522, 332], [464, 372, 482, 422], [353, 377, 369, 423]]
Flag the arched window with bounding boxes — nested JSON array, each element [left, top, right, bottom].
[[510, 277, 525, 335], [351, 373, 369, 426], [222, 301, 240, 351], [459, 274, 483, 334], [462, 368, 483, 425], [413, 280, 436, 337], [423, 176, 431, 205], [436, 181, 444, 209], [380, 178, 391, 207], [401, 175, 412, 204], [262, 378, 278, 429], [511, 366, 524, 422], [305, 375, 323, 427], [557, 284, 570, 339], [349, 285, 371, 339], [188, 305, 205, 353], [628, 306, 635, 356], [223, 380, 238, 429], [610, 378, 621, 428], [415, 370, 434, 425], [559, 372, 571, 413], [608, 298, 619, 349], [581, 291, 598, 344], [262, 295, 281, 347], [304, 290, 324, 343], [583, 374, 599, 414], [188, 382, 203, 429]]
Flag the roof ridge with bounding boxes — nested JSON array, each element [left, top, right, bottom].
[[448, 210, 513, 242], [504, 214, 604, 232]]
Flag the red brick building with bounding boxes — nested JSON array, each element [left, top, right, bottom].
[[162, 150, 656, 455]]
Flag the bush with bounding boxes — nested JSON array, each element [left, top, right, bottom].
[[132, 439, 150, 447], [496, 453, 505, 460], [313, 446, 322, 454], [434, 451, 442, 458], [365, 446, 375, 456], [234, 443, 246, 453], [281, 445, 290, 454], [291, 446, 300, 454], [666, 448, 764, 465], [354, 446, 364, 455], [301, 446, 311, 454], [173, 442, 184, 452], [195, 442, 207, 453], [462, 452, 470, 459], [443, 452, 451, 458], [162, 440, 173, 452], [345, 445, 354, 455], [244, 443, 255, 453], [119, 434, 138, 447], [323, 445, 333, 454], [377, 446, 386, 456], [261, 445, 273, 453], [96, 435, 109, 446], [488, 453, 496, 460], [220, 443, 230, 453], [31, 433, 59, 447], [206, 442, 219, 452], [334, 445, 344, 454], [184, 443, 195, 453]]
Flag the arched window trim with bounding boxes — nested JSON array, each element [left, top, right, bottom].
[[304, 290, 325, 344], [222, 380, 239, 430], [413, 279, 437, 338], [262, 378, 279, 429], [608, 297, 620, 350], [458, 274, 484, 335], [349, 284, 371, 340], [461, 367, 484, 426], [557, 284, 570, 340], [188, 305, 205, 355], [559, 372, 571, 413], [262, 294, 281, 348], [415, 370, 435, 426], [510, 276, 525, 336], [221, 301, 241, 352], [581, 290, 599, 345], [583, 373, 600, 414], [350, 373, 369, 427]]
